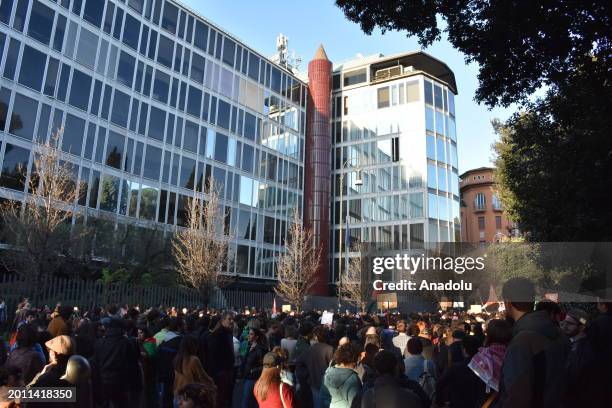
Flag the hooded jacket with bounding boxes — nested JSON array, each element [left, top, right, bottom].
[[321, 366, 361, 408], [495, 310, 569, 408]]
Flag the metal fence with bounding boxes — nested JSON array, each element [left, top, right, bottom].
[[0, 274, 274, 318]]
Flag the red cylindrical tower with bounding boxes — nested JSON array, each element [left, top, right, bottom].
[[305, 45, 332, 296]]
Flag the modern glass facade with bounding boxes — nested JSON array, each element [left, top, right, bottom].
[[0, 0, 307, 280], [329, 53, 460, 283]]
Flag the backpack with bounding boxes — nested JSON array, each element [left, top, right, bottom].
[[418, 359, 436, 401]]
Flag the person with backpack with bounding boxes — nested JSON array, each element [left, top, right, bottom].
[[350, 350, 423, 408], [436, 335, 486, 408]]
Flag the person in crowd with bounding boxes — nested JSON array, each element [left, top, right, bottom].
[[320, 343, 361, 408], [294, 322, 314, 407], [176, 383, 216, 408], [5, 323, 45, 384], [207, 312, 235, 408], [392, 319, 410, 358], [47, 305, 73, 338], [254, 352, 295, 408], [173, 335, 217, 406], [242, 327, 267, 408], [30, 335, 74, 387], [155, 317, 171, 345], [404, 337, 436, 382], [61, 355, 93, 408], [267, 323, 283, 350], [417, 327, 434, 360], [0, 365, 23, 406], [298, 326, 334, 408], [436, 335, 485, 408], [157, 317, 184, 407], [271, 346, 295, 387], [137, 325, 159, 408], [494, 277, 569, 407], [280, 325, 298, 362], [351, 350, 423, 408], [468, 319, 512, 404], [91, 318, 141, 408], [561, 307, 591, 394], [73, 319, 96, 359]]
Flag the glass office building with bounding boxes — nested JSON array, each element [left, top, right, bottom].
[[0, 0, 307, 280], [329, 52, 460, 283]]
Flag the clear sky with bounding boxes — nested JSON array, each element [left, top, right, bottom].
[[182, 0, 516, 174]]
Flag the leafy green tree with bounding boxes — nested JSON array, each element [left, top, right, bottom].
[[334, 0, 610, 107]]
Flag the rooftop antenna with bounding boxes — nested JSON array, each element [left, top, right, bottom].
[[273, 33, 301, 73]]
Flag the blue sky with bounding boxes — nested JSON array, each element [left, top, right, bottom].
[[182, 0, 516, 173]]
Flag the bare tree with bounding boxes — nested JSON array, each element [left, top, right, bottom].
[[274, 209, 321, 312], [172, 181, 232, 307], [339, 242, 370, 312], [0, 130, 81, 302]]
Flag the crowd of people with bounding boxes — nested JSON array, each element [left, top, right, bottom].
[[1, 277, 611, 407]]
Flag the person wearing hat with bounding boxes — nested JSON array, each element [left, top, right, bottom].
[[254, 352, 295, 408], [29, 335, 74, 387], [562, 307, 594, 407]]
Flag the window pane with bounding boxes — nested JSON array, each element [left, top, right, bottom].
[[62, 114, 85, 156], [187, 86, 201, 117], [248, 53, 259, 81], [53, 14, 66, 51], [222, 37, 235, 67], [183, 120, 198, 153], [122, 13, 140, 50], [244, 112, 256, 140], [106, 130, 125, 169], [424, 80, 433, 105], [434, 84, 443, 109], [190, 52, 205, 83], [0, 0, 14, 25], [153, 70, 170, 103], [148, 106, 165, 141], [9, 93, 38, 140], [180, 157, 196, 189], [0, 143, 30, 190], [117, 51, 135, 88], [377, 87, 390, 108], [161, 2, 178, 34], [111, 90, 130, 128], [13, 0, 28, 32], [69, 69, 92, 111], [3, 38, 20, 80], [76, 27, 98, 69], [214, 133, 228, 163], [194, 20, 208, 51], [128, 0, 143, 13], [143, 145, 162, 180], [157, 35, 173, 68], [99, 174, 120, 212], [28, 0, 54, 45], [18, 45, 46, 91], [83, 0, 104, 27], [217, 100, 230, 130], [139, 185, 158, 220], [44, 58, 59, 97]]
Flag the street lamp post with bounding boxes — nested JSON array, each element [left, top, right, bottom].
[[338, 159, 362, 310]]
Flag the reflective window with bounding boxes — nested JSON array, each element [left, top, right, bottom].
[[428, 193, 438, 219], [28, 1, 54, 45], [9, 93, 37, 140], [117, 51, 135, 88], [139, 185, 158, 220], [244, 112, 256, 140], [0, 0, 13, 24], [111, 90, 130, 128], [239, 175, 253, 206], [187, 86, 201, 117], [194, 20, 208, 52], [427, 164, 437, 189], [18, 45, 46, 91], [426, 107, 434, 132], [410, 192, 424, 218], [343, 68, 367, 87], [128, 0, 143, 13], [434, 84, 443, 109], [449, 92, 456, 116], [143, 145, 162, 180], [157, 34, 173, 68], [99, 174, 120, 212], [426, 134, 435, 160], [83, 0, 104, 27], [241, 144, 253, 172], [153, 70, 170, 103], [76, 27, 98, 69], [105, 130, 125, 169], [44, 57, 59, 97], [214, 132, 228, 163], [161, 2, 178, 34], [62, 114, 85, 156], [3, 38, 19, 80], [13, 0, 28, 32], [435, 110, 444, 135], [148, 106, 165, 141], [183, 120, 198, 153], [122, 13, 140, 50], [69, 69, 92, 111], [377, 87, 390, 109], [112, 7, 123, 39], [436, 137, 446, 163], [180, 157, 196, 189], [437, 166, 447, 192], [0, 143, 30, 191], [222, 37, 235, 67], [190, 52, 205, 83], [424, 80, 433, 105], [53, 15, 66, 51], [217, 100, 230, 130], [247, 52, 259, 81]]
